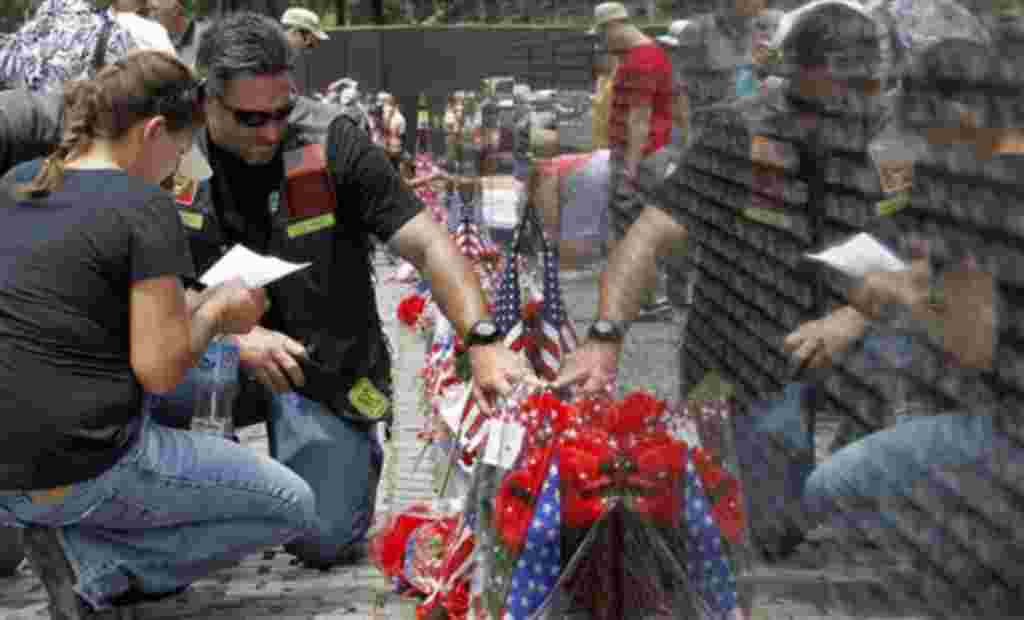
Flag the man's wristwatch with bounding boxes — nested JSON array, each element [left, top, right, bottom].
[[588, 319, 628, 343], [464, 319, 502, 349]]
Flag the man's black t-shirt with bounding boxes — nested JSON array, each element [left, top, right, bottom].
[[325, 115, 424, 241], [0, 164, 194, 490]]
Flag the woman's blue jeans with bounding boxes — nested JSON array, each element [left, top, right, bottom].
[[0, 412, 317, 611]]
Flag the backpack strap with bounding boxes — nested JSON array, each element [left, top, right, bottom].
[[91, 12, 116, 73]]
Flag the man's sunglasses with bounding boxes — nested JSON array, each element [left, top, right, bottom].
[[218, 97, 296, 128]]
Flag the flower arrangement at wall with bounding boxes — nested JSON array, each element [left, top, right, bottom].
[[372, 387, 748, 620], [466, 387, 747, 620]]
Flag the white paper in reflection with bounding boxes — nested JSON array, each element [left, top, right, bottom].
[[199, 244, 312, 288], [805, 233, 908, 278]]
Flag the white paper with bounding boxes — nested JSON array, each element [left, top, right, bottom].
[[805, 233, 908, 278], [482, 420, 524, 468], [498, 421, 524, 468], [482, 419, 504, 466], [199, 244, 312, 288]]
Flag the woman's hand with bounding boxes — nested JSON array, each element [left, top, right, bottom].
[[209, 279, 267, 335]]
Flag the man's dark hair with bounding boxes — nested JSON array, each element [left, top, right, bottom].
[[195, 11, 293, 98]]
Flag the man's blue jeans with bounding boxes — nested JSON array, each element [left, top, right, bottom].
[[0, 413, 316, 611], [802, 413, 1006, 533], [148, 361, 384, 568]]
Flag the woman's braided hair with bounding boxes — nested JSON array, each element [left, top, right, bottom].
[[17, 49, 204, 200]]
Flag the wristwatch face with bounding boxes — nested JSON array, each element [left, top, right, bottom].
[[474, 321, 498, 338], [591, 320, 623, 341], [467, 320, 500, 347]]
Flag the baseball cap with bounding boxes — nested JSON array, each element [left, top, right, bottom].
[[589, 2, 629, 35], [657, 19, 691, 47], [281, 8, 329, 41]]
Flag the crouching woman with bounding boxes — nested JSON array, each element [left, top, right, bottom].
[[0, 50, 316, 618]]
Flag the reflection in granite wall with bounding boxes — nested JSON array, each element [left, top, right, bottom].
[[641, 1, 1022, 615], [417, 0, 1024, 614]]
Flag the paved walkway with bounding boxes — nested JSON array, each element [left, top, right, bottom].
[[0, 256, 935, 619]]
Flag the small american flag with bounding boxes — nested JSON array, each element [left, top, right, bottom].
[[494, 251, 529, 352], [685, 455, 744, 620], [504, 457, 561, 620], [535, 241, 577, 381]]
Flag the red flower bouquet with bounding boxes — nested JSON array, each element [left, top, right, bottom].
[[468, 389, 702, 620], [370, 502, 476, 620]]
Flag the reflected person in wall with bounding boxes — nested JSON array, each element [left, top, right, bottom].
[[781, 5, 1023, 611]]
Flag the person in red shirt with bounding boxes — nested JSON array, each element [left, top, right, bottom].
[[592, 1, 675, 315], [592, 2, 674, 181]]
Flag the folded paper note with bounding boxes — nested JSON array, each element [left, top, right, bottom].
[[200, 244, 312, 288], [805, 233, 907, 278]]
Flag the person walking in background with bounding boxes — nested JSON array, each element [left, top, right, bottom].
[[0, 50, 311, 619], [280, 7, 327, 96], [591, 1, 675, 317]]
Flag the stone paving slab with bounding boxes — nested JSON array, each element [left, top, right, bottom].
[[0, 254, 942, 619]]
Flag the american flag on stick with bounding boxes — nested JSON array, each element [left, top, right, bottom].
[[493, 248, 531, 353], [535, 239, 577, 381]]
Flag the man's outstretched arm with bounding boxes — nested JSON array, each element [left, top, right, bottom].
[[554, 205, 687, 392]]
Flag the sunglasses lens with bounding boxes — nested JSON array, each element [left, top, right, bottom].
[[236, 112, 270, 128], [234, 102, 294, 128]]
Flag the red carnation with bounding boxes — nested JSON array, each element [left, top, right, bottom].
[[397, 294, 427, 327], [607, 391, 663, 437], [494, 468, 539, 553]]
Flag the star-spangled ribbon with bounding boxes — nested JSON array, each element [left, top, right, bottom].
[[684, 455, 743, 619], [503, 457, 561, 620]]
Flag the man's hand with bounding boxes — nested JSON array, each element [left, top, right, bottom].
[[783, 306, 869, 369], [234, 326, 308, 393], [551, 340, 622, 395], [468, 343, 542, 416], [847, 259, 931, 322]]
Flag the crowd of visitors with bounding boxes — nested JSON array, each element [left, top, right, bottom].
[[0, 0, 1020, 617]]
